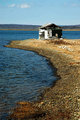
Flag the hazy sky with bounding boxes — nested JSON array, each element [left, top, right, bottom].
[[0, 0, 80, 25]]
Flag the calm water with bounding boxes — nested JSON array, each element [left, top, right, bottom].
[[0, 30, 80, 119], [63, 31, 80, 39], [0, 30, 57, 119]]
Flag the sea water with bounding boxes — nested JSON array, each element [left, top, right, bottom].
[[0, 30, 57, 119], [0, 30, 80, 119], [63, 31, 80, 39]]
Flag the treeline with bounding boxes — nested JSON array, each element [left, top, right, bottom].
[[61, 25, 80, 29], [0, 24, 80, 30], [0, 24, 41, 30]]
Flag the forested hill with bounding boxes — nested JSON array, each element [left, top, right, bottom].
[[0, 24, 41, 30], [61, 25, 80, 29], [0, 24, 80, 30]]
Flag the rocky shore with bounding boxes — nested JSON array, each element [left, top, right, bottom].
[[5, 39, 80, 120]]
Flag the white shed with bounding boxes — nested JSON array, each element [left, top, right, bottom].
[[39, 23, 62, 40]]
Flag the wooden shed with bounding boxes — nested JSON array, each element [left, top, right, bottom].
[[39, 23, 62, 40]]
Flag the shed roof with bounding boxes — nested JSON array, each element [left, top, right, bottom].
[[40, 23, 61, 29]]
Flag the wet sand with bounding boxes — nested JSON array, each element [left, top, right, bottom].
[[5, 39, 80, 120]]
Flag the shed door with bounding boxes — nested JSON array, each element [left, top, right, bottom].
[[45, 30, 48, 39], [48, 29, 52, 38]]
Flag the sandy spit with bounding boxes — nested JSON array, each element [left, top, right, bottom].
[[5, 39, 80, 120]]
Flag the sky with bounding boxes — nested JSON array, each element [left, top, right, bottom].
[[0, 0, 80, 25]]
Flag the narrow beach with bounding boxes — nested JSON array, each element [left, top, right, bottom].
[[6, 39, 80, 120]]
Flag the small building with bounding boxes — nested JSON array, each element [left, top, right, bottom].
[[39, 23, 62, 40]]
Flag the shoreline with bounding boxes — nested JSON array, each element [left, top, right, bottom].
[[0, 29, 38, 31], [63, 29, 80, 31], [5, 39, 80, 120], [0, 28, 80, 31]]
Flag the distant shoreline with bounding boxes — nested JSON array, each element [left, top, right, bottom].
[[63, 29, 80, 31], [0, 29, 38, 31], [0, 28, 80, 31]]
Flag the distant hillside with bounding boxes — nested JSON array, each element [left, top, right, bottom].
[[0, 24, 80, 30], [61, 25, 80, 29], [0, 24, 41, 30]]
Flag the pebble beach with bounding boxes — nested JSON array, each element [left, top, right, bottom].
[[6, 39, 80, 120]]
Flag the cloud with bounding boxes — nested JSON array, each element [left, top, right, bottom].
[[64, 2, 80, 7], [18, 4, 30, 8], [71, 3, 80, 7], [8, 4, 16, 8], [8, 3, 30, 8]]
